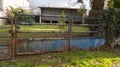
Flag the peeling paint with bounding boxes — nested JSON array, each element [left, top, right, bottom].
[[0, 46, 11, 60], [16, 38, 105, 55]]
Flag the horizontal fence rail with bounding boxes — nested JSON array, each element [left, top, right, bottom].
[[16, 13, 99, 19]]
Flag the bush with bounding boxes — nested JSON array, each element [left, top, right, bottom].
[[58, 11, 66, 29], [99, 8, 120, 44], [7, 6, 34, 24]]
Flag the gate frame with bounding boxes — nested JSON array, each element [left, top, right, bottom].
[[14, 14, 101, 56], [0, 17, 14, 61]]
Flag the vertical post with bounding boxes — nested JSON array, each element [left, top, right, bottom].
[[39, 8, 42, 23], [82, 13, 85, 24], [11, 19, 15, 60], [50, 21, 52, 24], [68, 16, 72, 50], [14, 14, 17, 57], [11, 14, 17, 60], [68, 16, 72, 34]]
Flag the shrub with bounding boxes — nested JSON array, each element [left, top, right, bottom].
[[7, 6, 34, 24], [99, 8, 120, 44]]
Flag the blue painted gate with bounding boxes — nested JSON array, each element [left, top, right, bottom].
[[16, 38, 105, 55]]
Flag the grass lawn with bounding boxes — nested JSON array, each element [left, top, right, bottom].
[[0, 24, 90, 40], [0, 50, 120, 67], [0, 24, 89, 33], [19, 25, 89, 32]]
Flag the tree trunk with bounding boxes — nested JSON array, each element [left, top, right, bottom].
[[89, 0, 105, 17], [88, 0, 105, 36]]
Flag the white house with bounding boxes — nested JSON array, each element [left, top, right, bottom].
[[30, 0, 93, 15], [0, 0, 29, 16], [0, 0, 29, 25]]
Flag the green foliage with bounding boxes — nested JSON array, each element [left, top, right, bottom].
[[78, 5, 86, 24], [99, 8, 120, 44], [7, 6, 24, 18], [58, 11, 67, 29], [0, 25, 89, 39], [0, 51, 120, 67], [108, 0, 120, 8], [17, 15, 34, 23], [58, 11, 66, 24], [7, 6, 34, 23], [108, 0, 114, 9], [19, 25, 89, 33], [78, 5, 86, 15], [99, 0, 120, 45]]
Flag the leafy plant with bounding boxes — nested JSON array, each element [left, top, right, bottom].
[[78, 5, 86, 24], [58, 11, 66, 24], [7, 6, 34, 24], [78, 5, 86, 15], [58, 11, 67, 29], [98, 0, 120, 45], [98, 8, 120, 44], [108, 0, 120, 8]]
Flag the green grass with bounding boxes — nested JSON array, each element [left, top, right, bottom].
[[0, 25, 11, 41], [19, 25, 89, 32], [0, 25, 90, 40], [0, 51, 120, 67], [0, 25, 89, 34]]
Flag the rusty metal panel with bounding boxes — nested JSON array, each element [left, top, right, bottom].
[[0, 45, 11, 60], [16, 40, 42, 54], [53, 39, 68, 51], [16, 39, 68, 55], [16, 38, 105, 55], [70, 37, 105, 49]]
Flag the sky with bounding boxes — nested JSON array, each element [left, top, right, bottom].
[[30, 0, 91, 9], [30, 0, 91, 14]]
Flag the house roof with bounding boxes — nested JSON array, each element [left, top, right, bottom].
[[30, 0, 83, 10], [39, 6, 80, 10]]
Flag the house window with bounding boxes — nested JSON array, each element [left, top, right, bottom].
[[52, 21, 58, 23], [44, 21, 50, 23]]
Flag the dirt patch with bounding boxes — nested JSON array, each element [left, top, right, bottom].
[[111, 63, 120, 67]]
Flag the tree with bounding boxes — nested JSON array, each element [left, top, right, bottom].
[[89, 0, 105, 17], [78, 0, 105, 17], [7, 6, 26, 18]]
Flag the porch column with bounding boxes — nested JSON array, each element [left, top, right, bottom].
[[39, 8, 42, 23], [50, 21, 52, 23]]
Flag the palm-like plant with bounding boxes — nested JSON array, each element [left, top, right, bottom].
[[78, 5, 86, 24], [7, 6, 34, 24]]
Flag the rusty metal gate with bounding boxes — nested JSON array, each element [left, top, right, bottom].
[[0, 14, 105, 60], [0, 17, 14, 60], [14, 14, 105, 56]]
